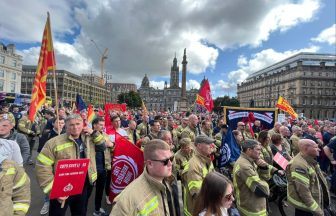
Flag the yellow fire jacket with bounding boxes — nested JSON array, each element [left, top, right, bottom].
[[110, 168, 176, 216], [0, 159, 31, 216], [286, 153, 330, 216], [182, 149, 214, 216], [35, 131, 105, 195], [233, 153, 270, 216]]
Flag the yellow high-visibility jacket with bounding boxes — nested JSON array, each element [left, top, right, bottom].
[[0, 159, 31, 216], [286, 153, 330, 216], [35, 132, 105, 194]]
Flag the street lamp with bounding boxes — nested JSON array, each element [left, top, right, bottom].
[[104, 72, 112, 104]]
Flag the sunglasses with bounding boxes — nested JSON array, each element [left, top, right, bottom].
[[224, 191, 234, 200], [151, 156, 174, 166]]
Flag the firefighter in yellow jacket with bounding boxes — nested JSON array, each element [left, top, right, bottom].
[[0, 159, 31, 216], [35, 114, 105, 216], [182, 135, 215, 216], [233, 139, 271, 216], [287, 139, 330, 216], [111, 139, 180, 216]]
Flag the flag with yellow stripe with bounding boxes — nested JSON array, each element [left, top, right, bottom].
[[276, 96, 298, 119], [29, 13, 55, 122]]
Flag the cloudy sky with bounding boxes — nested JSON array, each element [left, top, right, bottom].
[[1, 0, 335, 97]]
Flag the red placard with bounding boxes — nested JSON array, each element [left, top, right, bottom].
[[49, 159, 90, 199], [273, 152, 289, 170]]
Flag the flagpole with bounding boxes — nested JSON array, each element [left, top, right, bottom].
[[48, 12, 60, 136]]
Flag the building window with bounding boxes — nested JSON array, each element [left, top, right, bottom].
[[12, 60, 17, 67], [10, 82, 15, 93], [0, 80, 4, 91], [0, 70, 4, 78], [0, 56, 4, 64], [11, 73, 16, 80]]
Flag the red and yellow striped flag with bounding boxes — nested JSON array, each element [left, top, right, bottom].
[[28, 13, 55, 122], [276, 96, 298, 119], [195, 94, 205, 106]]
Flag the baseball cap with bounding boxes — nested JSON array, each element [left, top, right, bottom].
[[195, 135, 215, 145]]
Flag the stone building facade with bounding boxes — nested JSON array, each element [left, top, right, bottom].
[[22, 65, 108, 106], [0, 43, 22, 93], [138, 54, 198, 111], [237, 53, 336, 119], [106, 82, 137, 102]]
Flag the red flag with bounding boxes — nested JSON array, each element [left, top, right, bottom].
[[29, 13, 56, 121], [108, 132, 144, 202], [98, 108, 104, 117], [196, 79, 214, 112]]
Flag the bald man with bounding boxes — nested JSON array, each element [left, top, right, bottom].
[[286, 139, 330, 216], [268, 122, 281, 137], [180, 114, 200, 142], [279, 126, 291, 156]]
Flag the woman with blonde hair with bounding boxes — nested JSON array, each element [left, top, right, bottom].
[[193, 172, 235, 216]]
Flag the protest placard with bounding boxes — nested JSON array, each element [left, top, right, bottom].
[[273, 152, 289, 170], [49, 159, 90, 199]]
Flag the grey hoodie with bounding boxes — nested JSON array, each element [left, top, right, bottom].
[[0, 138, 23, 165], [2, 129, 30, 164]]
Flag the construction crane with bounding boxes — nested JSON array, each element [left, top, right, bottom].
[[90, 39, 109, 85]]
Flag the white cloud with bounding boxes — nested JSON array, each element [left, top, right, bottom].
[[186, 80, 200, 90], [18, 42, 93, 74], [255, 0, 320, 46], [312, 24, 336, 45], [1, 0, 322, 83], [226, 45, 320, 87], [0, 0, 77, 42], [210, 79, 237, 97]]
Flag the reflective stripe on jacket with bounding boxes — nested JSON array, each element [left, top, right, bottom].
[[35, 132, 105, 194], [0, 159, 31, 216], [182, 149, 214, 216], [233, 153, 270, 216], [286, 153, 330, 215], [111, 168, 176, 216]]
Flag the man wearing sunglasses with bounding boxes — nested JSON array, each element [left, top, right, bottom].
[[182, 134, 215, 216], [111, 139, 180, 216]]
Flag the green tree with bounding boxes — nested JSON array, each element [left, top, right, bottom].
[[117, 91, 142, 108], [213, 96, 240, 113]]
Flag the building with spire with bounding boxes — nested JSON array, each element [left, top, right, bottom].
[[138, 51, 198, 112]]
